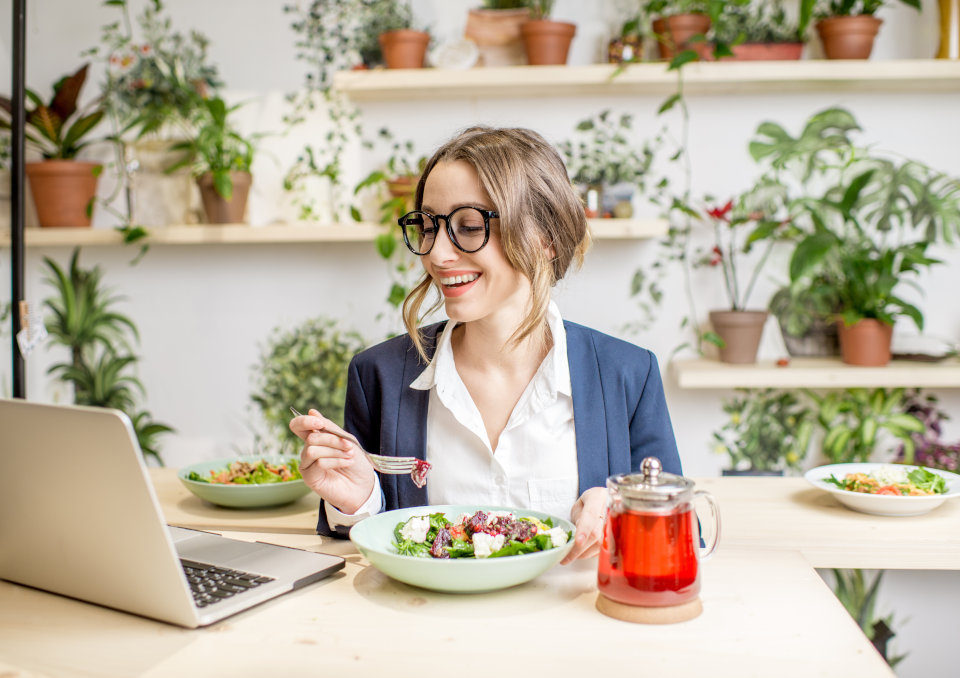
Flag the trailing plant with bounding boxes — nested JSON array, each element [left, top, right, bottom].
[[250, 317, 366, 454], [43, 248, 173, 464], [712, 388, 814, 472], [808, 387, 925, 464], [831, 569, 906, 668]]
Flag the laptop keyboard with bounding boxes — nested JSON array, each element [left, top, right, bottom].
[[180, 559, 275, 608]]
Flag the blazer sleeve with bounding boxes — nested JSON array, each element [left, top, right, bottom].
[[315, 354, 382, 538], [629, 350, 682, 476]]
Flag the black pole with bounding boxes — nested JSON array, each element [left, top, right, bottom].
[[10, 0, 25, 398]]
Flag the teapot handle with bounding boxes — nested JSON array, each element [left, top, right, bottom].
[[694, 490, 721, 560]]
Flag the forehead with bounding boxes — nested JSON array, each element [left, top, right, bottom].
[[422, 160, 492, 210]]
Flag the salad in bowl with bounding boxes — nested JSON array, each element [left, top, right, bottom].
[[804, 463, 960, 517]]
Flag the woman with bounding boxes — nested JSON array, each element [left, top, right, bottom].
[[290, 126, 681, 563]]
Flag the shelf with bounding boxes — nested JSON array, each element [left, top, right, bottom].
[[334, 60, 960, 101], [671, 357, 960, 390], [0, 218, 666, 247]]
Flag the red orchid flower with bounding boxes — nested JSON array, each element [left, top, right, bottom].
[[709, 245, 723, 266], [706, 200, 734, 221]]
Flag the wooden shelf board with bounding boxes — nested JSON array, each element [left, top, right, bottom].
[[334, 60, 960, 101], [671, 357, 960, 389], [0, 218, 666, 247]]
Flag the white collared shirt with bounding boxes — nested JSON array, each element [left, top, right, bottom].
[[326, 301, 579, 527]]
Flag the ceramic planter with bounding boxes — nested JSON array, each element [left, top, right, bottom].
[[197, 171, 252, 224], [520, 20, 576, 66], [816, 16, 882, 60], [379, 30, 430, 69], [778, 318, 840, 357], [709, 310, 768, 364], [608, 35, 643, 63], [465, 8, 531, 66], [652, 14, 711, 60], [837, 318, 893, 366], [25, 160, 101, 227], [130, 138, 201, 226], [728, 42, 804, 61]]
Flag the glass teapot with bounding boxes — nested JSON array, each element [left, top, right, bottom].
[[598, 457, 720, 607]]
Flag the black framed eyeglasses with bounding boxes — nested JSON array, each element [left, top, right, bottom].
[[397, 206, 499, 256]]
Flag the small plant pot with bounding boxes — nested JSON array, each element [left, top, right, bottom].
[[779, 319, 840, 357], [379, 29, 430, 69], [197, 171, 252, 224], [837, 318, 893, 366], [709, 310, 768, 364], [25, 160, 101, 228], [728, 42, 804, 61], [816, 16, 882, 60], [608, 35, 643, 63], [465, 8, 531, 67], [520, 19, 576, 66], [652, 14, 711, 60]]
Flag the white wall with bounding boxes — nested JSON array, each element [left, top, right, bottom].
[[1, 2, 958, 675]]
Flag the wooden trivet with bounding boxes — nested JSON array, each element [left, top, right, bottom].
[[595, 594, 703, 624]]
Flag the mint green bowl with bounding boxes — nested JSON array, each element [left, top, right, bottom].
[[177, 455, 311, 509], [349, 504, 576, 593]]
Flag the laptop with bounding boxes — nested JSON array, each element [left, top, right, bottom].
[[0, 398, 344, 628]]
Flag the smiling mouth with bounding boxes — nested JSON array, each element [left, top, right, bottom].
[[440, 273, 480, 287]]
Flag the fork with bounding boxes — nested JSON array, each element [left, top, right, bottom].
[[289, 407, 424, 477]]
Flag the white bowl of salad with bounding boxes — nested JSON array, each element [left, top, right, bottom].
[[177, 455, 311, 508], [349, 504, 575, 593], [804, 463, 960, 517]]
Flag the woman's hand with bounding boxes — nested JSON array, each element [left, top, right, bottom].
[[562, 486, 608, 565], [289, 408, 376, 514]]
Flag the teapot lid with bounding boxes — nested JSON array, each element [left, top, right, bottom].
[[610, 457, 695, 503]]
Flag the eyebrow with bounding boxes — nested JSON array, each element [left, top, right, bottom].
[[419, 202, 494, 214]]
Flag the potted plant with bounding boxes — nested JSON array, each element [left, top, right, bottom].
[[608, 5, 646, 64], [90, 0, 221, 227], [374, 0, 431, 69], [768, 274, 841, 356], [645, 0, 713, 60], [799, 0, 921, 59], [698, 196, 792, 363], [43, 248, 173, 464], [557, 109, 657, 218], [250, 317, 366, 455], [748, 107, 960, 365], [711, 0, 805, 60], [0, 64, 105, 228], [712, 388, 814, 475], [830, 569, 906, 668], [809, 387, 925, 464], [520, 1, 577, 65], [465, 0, 532, 67], [167, 96, 257, 224]]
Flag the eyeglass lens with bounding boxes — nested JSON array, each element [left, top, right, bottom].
[[401, 207, 489, 254]]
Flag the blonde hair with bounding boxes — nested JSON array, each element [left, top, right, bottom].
[[402, 126, 591, 361]]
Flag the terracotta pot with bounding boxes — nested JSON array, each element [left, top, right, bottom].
[[465, 8, 530, 66], [130, 138, 201, 226], [728, 42, 804, 61], [709, 310, 768, 364], [197, 171, 252, 224], [652, 14, 711, 60], [520, 20, 576, 66], [837, 318, 893, 366], [378, 29, 430, 69], [816, 16, 882, 60], [386, 175, 417, 214], [779, 318, 840, 357], [25, 160, 101, 227]]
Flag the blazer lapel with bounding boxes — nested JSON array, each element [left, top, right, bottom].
[[565, 322, 610, 493], [395, 323, 444, 508]]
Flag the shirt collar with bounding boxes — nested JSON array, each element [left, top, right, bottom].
[[410, 300, 570, 397]]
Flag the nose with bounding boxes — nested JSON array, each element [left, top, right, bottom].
[[427, 218, 459, 264]]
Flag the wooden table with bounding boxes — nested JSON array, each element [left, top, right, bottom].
[[0, 471, 914, 677]]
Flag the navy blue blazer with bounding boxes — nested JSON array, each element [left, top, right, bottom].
[[316, 320, 681, 536]]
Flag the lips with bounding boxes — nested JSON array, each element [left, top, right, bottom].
[[438, 271, 480, 298]]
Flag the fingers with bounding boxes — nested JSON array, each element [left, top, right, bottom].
[[299, 440, 354, 473], [288, 408, 358, 446], [562, 487, 607, 565]]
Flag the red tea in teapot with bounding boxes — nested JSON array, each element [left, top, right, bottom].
[[597, 506, 700, 607]]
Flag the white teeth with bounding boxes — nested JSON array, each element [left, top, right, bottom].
[[440, 273, 479, 285]]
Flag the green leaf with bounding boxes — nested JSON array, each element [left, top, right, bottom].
[[658, 93, 682, 115]]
